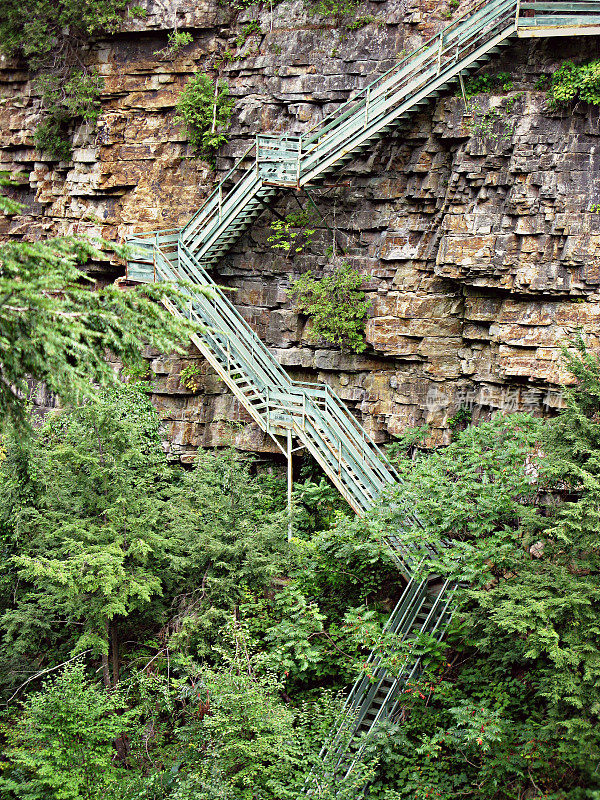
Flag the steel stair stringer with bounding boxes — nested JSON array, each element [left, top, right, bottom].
[[123, 2, 600, 792]]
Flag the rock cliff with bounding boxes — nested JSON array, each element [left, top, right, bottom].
[[1, 0, 599, 460]]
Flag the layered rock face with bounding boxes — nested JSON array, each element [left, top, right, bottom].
[[1, 0, 599, 460]]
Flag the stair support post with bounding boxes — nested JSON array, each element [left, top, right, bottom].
[[287, 427, 293, 542], [266, 385, 270, 436], [458, 70, 469, 113]]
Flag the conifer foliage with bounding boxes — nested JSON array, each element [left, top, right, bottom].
[[0, 333, 598, 798], [0, 234, 195, 425]]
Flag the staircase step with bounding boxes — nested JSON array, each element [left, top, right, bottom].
[[125, 11, 593, 780]]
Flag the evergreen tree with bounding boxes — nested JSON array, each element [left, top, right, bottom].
[[0, 384, 182, 689], [0, 174, 197, 425]]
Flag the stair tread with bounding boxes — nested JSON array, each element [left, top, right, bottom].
[[124, 9, 593, 778]]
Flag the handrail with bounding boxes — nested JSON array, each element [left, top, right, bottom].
[[126, 6, 600, 787], [140, 241, 401, 512], [294, 381, 401, 481], [300, 0, 513, 144], [299, 0, 516, 175], [182, 141, 257, 240]]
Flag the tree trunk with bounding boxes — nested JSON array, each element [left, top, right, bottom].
[[110, 619, 119, 687], [101, 619, 111, 689]]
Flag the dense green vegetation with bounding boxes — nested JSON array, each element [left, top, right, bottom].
[[0, 0, 143, 160], [289, 262, 371, 352], [0, 341, 597, 798], [546, 59, 600, 108], [0, 382, 389, 797], [0, 190, 196, 424]]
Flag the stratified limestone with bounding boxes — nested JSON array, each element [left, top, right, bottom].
[[1, 0, 599, 457]]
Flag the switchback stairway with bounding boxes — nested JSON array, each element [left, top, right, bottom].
[[125, 0, 600, 788]]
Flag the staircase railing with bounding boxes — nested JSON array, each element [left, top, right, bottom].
[[298, 0, 517, 182], [301, 573, 455, 795], [127, 235, 401, 519], [125, 0, 600, 788]]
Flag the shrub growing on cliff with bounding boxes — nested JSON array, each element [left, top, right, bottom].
[[0, 0, 132, 67], [0, 0, 143, 163], [289, 263, 371, 352], [176, 73, 234, 161], [547, 59, 600, 108]]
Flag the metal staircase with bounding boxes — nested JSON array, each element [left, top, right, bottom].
[[152, 0, 600, 272], [127, 232, 401, 524], [305, 571, 455, 794], [125, 0, 600, 788]]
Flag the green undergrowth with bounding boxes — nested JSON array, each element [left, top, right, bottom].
[[0, 340, 599, 797]]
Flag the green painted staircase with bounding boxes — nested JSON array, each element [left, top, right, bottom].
[[125, 0, 600, 787], [304, 571, 455, 794], [127, 233, 403, 527]]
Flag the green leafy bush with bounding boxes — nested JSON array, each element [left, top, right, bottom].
[[547, 59, 600, 108], [289, 263, 371, 352], [0, 660, 134, 799], [34, 71, 103, 161], [175, 73, 234, 160]]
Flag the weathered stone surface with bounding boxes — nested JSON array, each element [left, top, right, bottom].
[[2, 1, 600, 458]]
